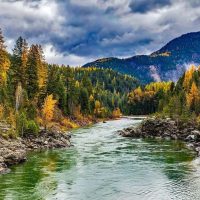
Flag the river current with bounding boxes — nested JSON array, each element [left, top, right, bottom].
[[0, 118, 200, 200]]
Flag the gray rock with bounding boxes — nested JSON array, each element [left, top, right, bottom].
[[187, 143, 194, 149], [0, 129, 71, 174], [186, 135, 196, 141], [191, 130, 200, 135]]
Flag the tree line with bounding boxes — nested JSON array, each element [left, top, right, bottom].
[[128, 65, 200, 123], [0, 28, 138, 137]]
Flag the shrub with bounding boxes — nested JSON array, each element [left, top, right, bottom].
[[16, 112, 28, 137], [16, 112, 39, 136], [112, 108, 122, 118], [25, 120, 39, 135]]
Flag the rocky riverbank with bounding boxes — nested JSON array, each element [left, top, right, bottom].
[[119, 117, 200, 155], [0, 130, 71, 174]]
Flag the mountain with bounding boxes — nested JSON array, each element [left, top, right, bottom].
[[83, 31, 200, 83]]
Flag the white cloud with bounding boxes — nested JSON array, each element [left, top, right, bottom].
[[0, 0, 200, 65], [43, 44, 93, 66]]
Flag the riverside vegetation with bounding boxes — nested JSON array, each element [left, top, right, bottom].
[[120, 65, 200, 155], [127, 65, 200, 119], [1, 24, 200, 174], [0, 28, 138, 173]]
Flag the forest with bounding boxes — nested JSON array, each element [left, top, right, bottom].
[[1, 24, 200, 138], [0, 28, 138, 138], [128, 65, 200, 123]]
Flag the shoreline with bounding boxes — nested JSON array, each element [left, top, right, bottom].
[[119, 117, 200, 156], [0, 117, 115, 175], [0, 129, 71, 174]]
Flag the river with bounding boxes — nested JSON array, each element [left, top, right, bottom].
[[0, 118, 200, 200]]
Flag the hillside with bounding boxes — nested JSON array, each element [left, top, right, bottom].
[[83, 31, 200, 83]]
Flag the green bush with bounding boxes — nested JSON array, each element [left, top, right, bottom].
[[16, 112, 28, 137], [25, 120, 39, 135], [16, 112, 39, 136]]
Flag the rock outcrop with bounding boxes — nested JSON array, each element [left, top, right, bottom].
[[0, 130, 71, 174], [118, 118, 200, 155]]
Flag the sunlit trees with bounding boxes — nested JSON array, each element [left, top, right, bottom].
[[0, 28, 10, 87], [127, 82, 172, 115], [42, 94, 57, 129], [183, 65, 196, 90], [112, 108, 121, 118], [37, 45, 47, 93], [186, 82, 200, 113], [127, 65, 200, 120], [0, 28, 140, 136]]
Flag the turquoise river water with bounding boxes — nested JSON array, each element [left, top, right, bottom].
[[0, 118, 200, 200]]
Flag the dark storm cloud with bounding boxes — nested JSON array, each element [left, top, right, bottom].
[[129, 0, 172, 13], [0, 0, 200, 65]]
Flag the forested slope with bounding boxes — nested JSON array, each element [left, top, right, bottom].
[[0, 28, 138, 138]]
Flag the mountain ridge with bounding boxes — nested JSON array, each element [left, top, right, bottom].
[[83, 31, 200, 83]]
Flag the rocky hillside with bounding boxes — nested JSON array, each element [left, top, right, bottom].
[[83, 31, 200, 83]]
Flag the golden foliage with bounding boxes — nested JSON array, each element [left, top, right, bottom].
[[186, 82, 200, 107], [61, 118, 79, 129], [151, 51, 171, 57], [89, 95, 94, 102], [183, 65, 196, 90], [42, 94, 57, 129], [0, 50, 10, 86], [73, 105, 83, 120], [145, 82, 172, 93], [0, 104, 4, 120], [94, 100, 108, 118], [129, 87, 143, 101], [112, 108, 121, 118], [38, 64, 48, 89], [75, 80, 80, 88]]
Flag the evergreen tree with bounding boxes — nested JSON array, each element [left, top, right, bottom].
[[11, 36, 28, 88], [79, 88, 89, 115], [26, 45, 39, 99]]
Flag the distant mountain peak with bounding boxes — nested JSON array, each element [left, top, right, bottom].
[[83, 31, 200, 83]]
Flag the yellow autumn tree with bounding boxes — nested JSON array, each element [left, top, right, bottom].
[[186, 82, 200, 111], [42, 94, 57, 129], [183, 65, 196, 90], [112, 108, 121, 118], [37, 45, 48, 90], [0, 29, 10, 86], [0, 104, 4, 120], [38, 64, 48, 89], [130, 87, 143, 102], [145, 82, 172, 93], [94, 100, 101, 115]]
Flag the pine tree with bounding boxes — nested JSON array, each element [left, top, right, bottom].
[[26, 45, 39, 99], [79, 88, 89, 114], [11, 36, 28, 88]]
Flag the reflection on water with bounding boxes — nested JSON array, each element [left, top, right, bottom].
[[0, 119, 200, 200]]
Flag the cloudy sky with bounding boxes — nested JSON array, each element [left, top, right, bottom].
[[0, 0, 200, 66]]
